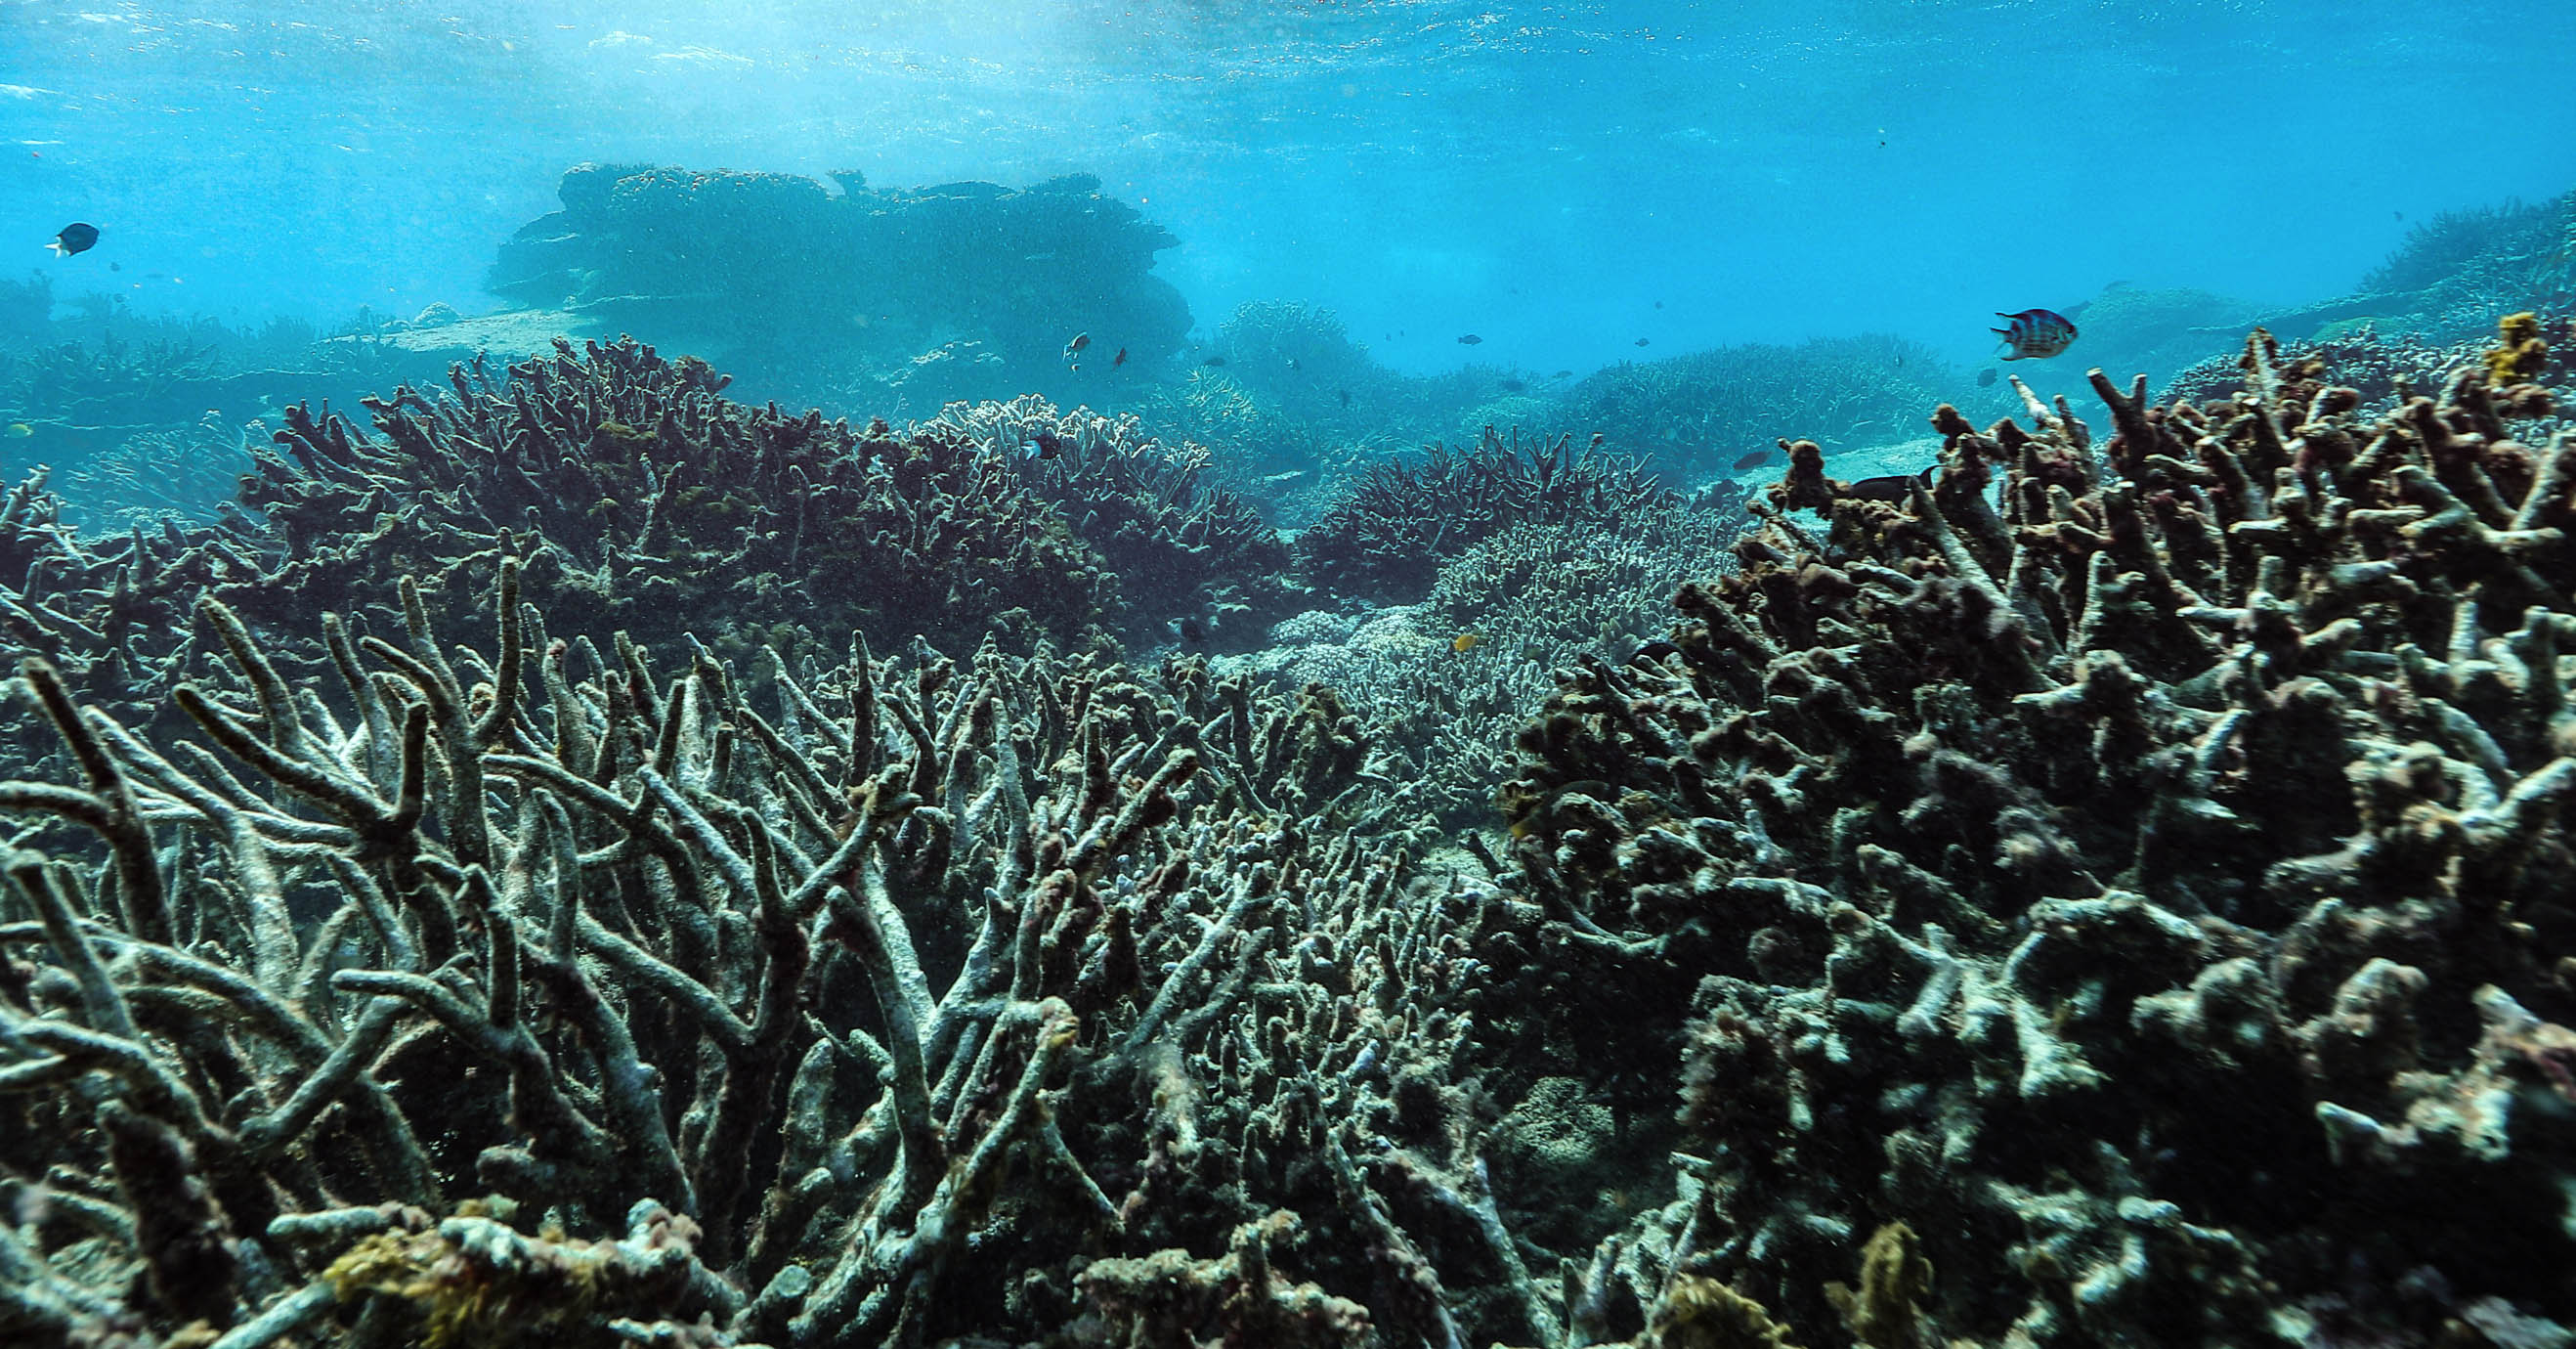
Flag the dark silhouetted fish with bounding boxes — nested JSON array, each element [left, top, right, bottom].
[[1992, 308, 2077, 361], [1203, 355, 1227, 367], [1845, 466, 1936, 501], [1338, 389, 1351, 407], [1113, 347, 1128, 367], [1633, 639, 1680, 665], [1177, 617, 1208, 643], [1457, 334, 1482, 345], [47, 223, 99, 257], [1063, 332, 1091, 359], [1029, 430, 1065, 459], [1552, 370, 1573, 379], [1634, 337, 1651, 347], [1653, 299, 1663, 308], [1500, 378, 1525, 392], [107, 261, 119, 272], [1734, 450, 1773, 470], [1977, 368, 1997, 387]]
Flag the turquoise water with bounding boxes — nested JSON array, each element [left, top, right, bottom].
[[4, 7, 2576, 1346], [6, 1, 2571, 376]]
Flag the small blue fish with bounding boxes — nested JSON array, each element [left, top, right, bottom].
[[1993, 308, 2076, 360]]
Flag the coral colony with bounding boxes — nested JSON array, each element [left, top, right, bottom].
[[1, 166, 2574, 1348]]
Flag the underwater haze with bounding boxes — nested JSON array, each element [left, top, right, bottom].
[[5, 1, 2575, 374], [4, 2, 2576, 1348]]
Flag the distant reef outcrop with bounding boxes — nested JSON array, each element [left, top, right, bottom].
[[480, 163, 1192, 411]]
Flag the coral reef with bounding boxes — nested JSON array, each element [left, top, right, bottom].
[[246, 335, 1120, 662], [1233, 501, 1741, 830], [2163, 309, 2570, 417], [921, 394, 1297, 647], [485, 164, 1189, 412], [1556, 336, 1957, 483], [53, 415, 254, 536], [1495, 333, 2576, 1343], [1297, 426, 1673, 602], [0, 540, 1539, 1346], [2256, 191, 2576, 347], [0, 337, 1131, 739]]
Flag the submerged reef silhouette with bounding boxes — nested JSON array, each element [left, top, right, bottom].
[[1497, 333, 2576, 1342], [485, 164, 1190, 411]]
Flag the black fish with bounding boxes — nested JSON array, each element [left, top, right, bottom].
[[1976, 368, 1997, 387], [1177, 617, 1208, 643], [1634, 337, 1651, 347], [47, 222, 99, 257], [1202, 355, 1227, 367], [1500, 378, 1525, 392], [1633, 639, 1681, 665], [1653, 299, 1663, 309], [1032, 430, 1064, 459], [1844, 466, 1936, 502], [1063, 332, 1091, 360], [1457, 334, 1482, 345], [1113, 347, 1129, 367], [1733, 450, 1772, 470], [107, 261, 119, 272]]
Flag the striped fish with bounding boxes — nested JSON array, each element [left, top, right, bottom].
[[1992, 308, 2077, 360]]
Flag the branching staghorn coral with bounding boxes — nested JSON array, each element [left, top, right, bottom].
[[1298, 425, 1674, 601], [1234, 501, 1742, 831], [922, 394, 1295, 643], [0, 551, 1528, 1346], [0, 338, 1151, 753], [1498, 333, 2576, 1344], [1557, 335, 1958, 482], [248, 335, 1116, 664]]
